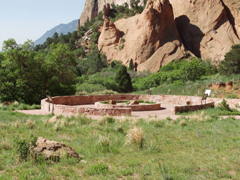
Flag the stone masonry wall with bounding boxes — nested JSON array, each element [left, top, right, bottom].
[[41, 94, 240, 116], [172, 102, 215, 114]]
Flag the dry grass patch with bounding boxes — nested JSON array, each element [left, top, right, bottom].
[[126, 127, 144, 148], [54, 123, 61, 132], [14, 120, 21, 128], [0, 139, 12, 150], [98, 135, 110, 147], [97, 118, 106, 125], [189, 111, 212, 123], [25, 119, 35, 129], [179, 119, 187, 126]]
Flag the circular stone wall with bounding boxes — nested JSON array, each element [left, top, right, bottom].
[[41, 94, 239, 116], [41, 94, 160, 116]]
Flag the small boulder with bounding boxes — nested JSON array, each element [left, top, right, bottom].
[[49, 116, 58, 123], [33, 137, 81, 162], [129, 100, 139, 105], [3, 102, 10, 106], [109, 100, 116, 105]]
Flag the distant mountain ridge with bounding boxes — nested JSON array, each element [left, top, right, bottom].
[[34, 19, 78, 45]]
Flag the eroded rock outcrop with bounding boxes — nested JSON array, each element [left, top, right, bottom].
[[78, 0, 98, 27], [98, 0, 186, 73], [222, 0, 240, 38], [98, 17, 120, 47], [78, 0, 144, 27], [169, 0, 240, 61]]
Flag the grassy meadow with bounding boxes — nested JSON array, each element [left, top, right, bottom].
[[0, 108, 240, 179]]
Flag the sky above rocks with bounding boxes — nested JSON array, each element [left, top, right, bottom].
[[0, 0, 85, 50]]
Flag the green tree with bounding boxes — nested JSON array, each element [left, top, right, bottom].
[[85, 49, 107, 75], [180, 57, 206, 81], [219, 44, 240, 75], [2, 38, 17, 51], [0, 40, 42, 103], [0, 39, 77, 104], [115, 65, 133, 93], [129, 59, 133, 70], [40, 43, 77, 99]]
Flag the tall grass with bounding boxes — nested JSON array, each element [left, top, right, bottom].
[[0, 110, 240, 179]]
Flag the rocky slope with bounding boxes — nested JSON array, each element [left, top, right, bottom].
[[79, 0, 240, 72]]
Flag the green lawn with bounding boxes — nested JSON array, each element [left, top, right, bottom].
[[0, 110, 240, 179]]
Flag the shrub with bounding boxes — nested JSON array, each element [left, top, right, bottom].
[[218, 99, 231, 111], [219, 44, 240, 75], [119, 44, 124, 50], [121, 38, 125, 43], [103, 116, 115, 124], [225, 94, 239, 99], [115, 65, 133, 93], [76, 83, 106, 93], [15, 136, 37, 162], [87, 163, 109, 175], [129, 59, 133, 70]]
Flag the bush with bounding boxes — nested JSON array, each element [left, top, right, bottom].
[[115, 65, 133, 93], [15, 136, 37, 161], [76, 83, 106, 93], [219, 44, 240, 75], [129, 59, 133, 70], [87, 163, 109, 175], [132, 58, 216, 91], [218, 99, 231, 111]]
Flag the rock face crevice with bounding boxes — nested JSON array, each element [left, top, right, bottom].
[[175, 15, 204, 58], [220, 0, 239, 39], [169, 0, 240, 61]]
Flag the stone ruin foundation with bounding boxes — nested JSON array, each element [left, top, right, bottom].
[[41, 94, 240, 117]]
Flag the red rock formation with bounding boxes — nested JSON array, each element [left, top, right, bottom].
[[78, 0, 144, 27], [169, 0, 240, 61], [98, 17, 120, 48], [222, 0, 240, 38], [98, 0, 186, 72]]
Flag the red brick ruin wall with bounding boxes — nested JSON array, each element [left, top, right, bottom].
[[41, 95, 240, 116]]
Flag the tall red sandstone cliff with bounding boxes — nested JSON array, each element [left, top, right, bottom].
[[79, 0, 240, 72], [98, 0, 186, 73], [169, 0, 240, 61], [78, 0, 144, 27]]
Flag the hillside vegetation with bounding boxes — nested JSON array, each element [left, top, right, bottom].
[[0, 2, 240, 104]]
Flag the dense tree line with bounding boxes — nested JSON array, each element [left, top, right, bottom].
[[0, 39, 76, 104]]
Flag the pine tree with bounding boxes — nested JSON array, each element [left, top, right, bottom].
[[219, 44, 240, 75], [115, 65, 133, 93], [129, 59, 133, 70]]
